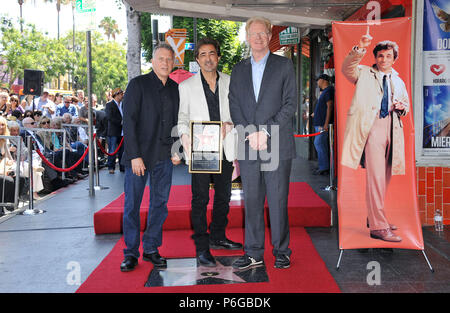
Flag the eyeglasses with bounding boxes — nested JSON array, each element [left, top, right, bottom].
[[25, 122, 35, 125], [64, 101, 71, 104], [41, 121, 50, 125], [248, 32, 270, 38], [25, 114, 33, 117]]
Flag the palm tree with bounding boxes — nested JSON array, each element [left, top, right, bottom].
[[43, 0, 72, 39], [99, 16, 122, 41]]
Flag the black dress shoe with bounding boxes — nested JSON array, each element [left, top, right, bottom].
[[143, 252, 167, 268], [210, 238, 243, 250], [120, 256, 138, 272], [196, 250, 216, 267]]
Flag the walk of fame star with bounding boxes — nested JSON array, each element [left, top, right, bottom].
[[193, 125, 219, 151], [145, 256, 269, 287]]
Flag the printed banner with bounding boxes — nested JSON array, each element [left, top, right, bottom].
[[333, 18, 424, 250], [165, 29, 187, 67], [422, 0, 450, 151]]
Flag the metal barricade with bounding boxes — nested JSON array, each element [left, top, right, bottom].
[[63, 123, 109, 191], [0, 135, 22, 212], [23, 127, 68, 180], [62, 123, 89, 171]]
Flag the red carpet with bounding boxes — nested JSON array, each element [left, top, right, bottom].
[[94, 182, 331, 234], [76, 227, 340, 293]]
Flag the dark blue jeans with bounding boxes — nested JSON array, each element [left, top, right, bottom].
[[314, 126, 330, 171], [122, 159, 173, 259], [107, 136, 124, 170]]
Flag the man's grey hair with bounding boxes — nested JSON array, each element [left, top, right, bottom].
[[152, 42, 175, 58]]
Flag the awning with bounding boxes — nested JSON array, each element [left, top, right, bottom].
[[125, 0, 367, 29]]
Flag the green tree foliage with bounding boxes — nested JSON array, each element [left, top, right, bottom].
[[140, 12, 154, 63], [141, 14, 244, 74], [61, 31, 127, 103], [0, 16, 75, 87]]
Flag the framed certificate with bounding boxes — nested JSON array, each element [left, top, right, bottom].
[[189, 121, 223, 174]]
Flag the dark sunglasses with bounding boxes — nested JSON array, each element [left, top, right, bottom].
[[41, 121, 50, 125]]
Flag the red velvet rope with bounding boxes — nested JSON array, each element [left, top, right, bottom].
[[96, 137, 124, 156], [35, 145, 89, 172], [293, 131, 324, 137], [33, 134, 96, 173]]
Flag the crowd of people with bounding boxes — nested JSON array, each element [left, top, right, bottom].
[[0, 86, 116, 216]]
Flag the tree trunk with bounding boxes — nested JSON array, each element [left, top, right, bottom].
[[124, 1, 141, 80], [8, 69, 16, 88]]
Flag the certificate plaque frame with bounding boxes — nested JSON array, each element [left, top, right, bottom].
[[189, 121, 223, 174]]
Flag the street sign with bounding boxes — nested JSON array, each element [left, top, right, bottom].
[[185, 43, 195, 50], [279, 27, 299, 45], [75, 0, 96, 31], [76, 0, 96, 13], [189, 61, 200, 73]]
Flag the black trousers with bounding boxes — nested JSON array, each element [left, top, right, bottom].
[[191, 159, 233, 253]]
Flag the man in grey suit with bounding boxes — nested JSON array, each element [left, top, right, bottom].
[[229, 16, 297, 269]]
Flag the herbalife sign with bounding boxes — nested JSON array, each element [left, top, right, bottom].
[[76, 0, 96, 13], [279, 27, 299, 45], [75, 0, 96, 31]]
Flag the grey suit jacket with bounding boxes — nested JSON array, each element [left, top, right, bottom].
[[228, 53, 297, 161]]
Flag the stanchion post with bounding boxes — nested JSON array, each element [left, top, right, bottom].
[[325, 124, 337, 191], [93, 135, 109, 191], [28, 136, 33, 212], [87, 30, 95, 197], [21, 136, 45, 215], [13, 137, 22, 210], [62, 131, 66, 180], [94, 134, 99, 186]]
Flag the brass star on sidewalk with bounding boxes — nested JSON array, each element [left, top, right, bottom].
[[145, 256, 268, 287]]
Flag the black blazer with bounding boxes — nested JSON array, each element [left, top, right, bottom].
[[105, 99, 123, 137], [228, 53, 297, 161], [121, 71, 179, 170]]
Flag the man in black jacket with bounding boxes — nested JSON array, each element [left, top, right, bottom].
[[94, 109, 108, 166], [105, 87, 124, 174], [120, 43, 181, 272]]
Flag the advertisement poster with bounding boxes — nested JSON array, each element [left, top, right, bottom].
[[423, 0, 450, 151], [333, 18, 424, 250]]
